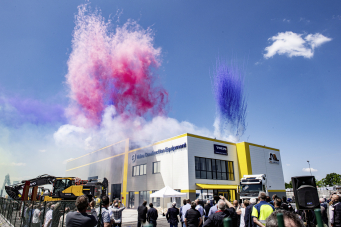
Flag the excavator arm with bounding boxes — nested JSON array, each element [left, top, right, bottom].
[[5, 174, 56, 200], [5, 174, 109, 202]]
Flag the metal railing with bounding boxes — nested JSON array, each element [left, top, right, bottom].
[[0, 198, 77, 227]]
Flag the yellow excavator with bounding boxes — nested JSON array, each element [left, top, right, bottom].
[[5, 174, 108, 202]]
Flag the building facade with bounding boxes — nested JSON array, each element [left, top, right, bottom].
[[65, 133, 286, 208]]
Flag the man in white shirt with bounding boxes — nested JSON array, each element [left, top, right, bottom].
[[181, 199, 191, 227], [44, 205, 54, 227], [32, 205, 41, 227]]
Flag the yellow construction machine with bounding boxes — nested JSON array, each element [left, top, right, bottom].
[[5, 174, 108, 202]]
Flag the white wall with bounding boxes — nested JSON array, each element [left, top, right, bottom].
[[187, 136, 240, 190], [153, 136, 189, 190], [249, 145, 285, 191]]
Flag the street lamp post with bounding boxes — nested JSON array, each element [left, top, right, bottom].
[[307, 160, 312, 176]]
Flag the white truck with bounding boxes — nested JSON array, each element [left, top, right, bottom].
[[239, 174, 268, 201]]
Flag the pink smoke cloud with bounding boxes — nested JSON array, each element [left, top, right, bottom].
[[66, 5, 168, 127]]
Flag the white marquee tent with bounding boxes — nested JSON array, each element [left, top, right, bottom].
[[150, 186, 187, 198], [150, 186, 187, 214]]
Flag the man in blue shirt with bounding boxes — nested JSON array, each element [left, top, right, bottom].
[[180, 199, 187, 227], [195, 200, 204, 227], [208, 204, 218, 217], [96, 196, 112, 227], [195, 200, 204, 216], [269, 194, 277, 206]]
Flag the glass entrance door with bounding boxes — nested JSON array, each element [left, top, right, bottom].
[[111, 184, 121, 202], [214, 190, 232, 202], [128, 191, 135, 208], [221, 192, 229, 200]]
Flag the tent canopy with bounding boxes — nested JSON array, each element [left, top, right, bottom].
[[150, 186, 187, 198]]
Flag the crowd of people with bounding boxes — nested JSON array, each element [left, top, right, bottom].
[[160, 192, 341, 227], [17, 191, 341, 227], [21, 202, 62, 227], [136, 193, 302, 227]]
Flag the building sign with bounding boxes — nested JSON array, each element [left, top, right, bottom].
[[269, 153, 279, 164], [132, 143, 186, 162], [214, 144, 228, 155]]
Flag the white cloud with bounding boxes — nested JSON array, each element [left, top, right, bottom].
[[264, 31, 332, 59], [305, 33, 332, 49], [0, 162, 26, 166], [302, 167, 318, 172], [11, 176, 31, 181], [283, 18, 290, 23], [39, 149, 46, 152], [332, 15, 341, 20], [54, 105, 232, 157], [286, 164, 291, 166], [299, 17, 310, 23]]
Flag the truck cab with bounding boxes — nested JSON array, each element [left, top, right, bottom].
[[240, 174, 267, 201]]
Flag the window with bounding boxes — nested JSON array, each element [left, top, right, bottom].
[[152, 190, 160, 207], [153, 161, 160, 174], [88, 176, 98, 182], [53, 179, 66, 193], [195, 157, 234, 180], [227, 161, 234, 181], [171, 189, 181, 207], [139, 191, 150, 205], [128, 191, 135, 208], [132, 164, 147, 176]]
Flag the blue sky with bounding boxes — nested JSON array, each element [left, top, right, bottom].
[[0, 0, 340, 184]]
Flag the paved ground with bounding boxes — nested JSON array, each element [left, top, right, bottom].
[[122, 218, 170, 227], [0, 215, 11, 227], [0, 208, 172, 227], [121, 209, 170, 227]]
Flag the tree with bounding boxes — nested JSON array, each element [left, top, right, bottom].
[[322, 173, 341, 186], [285, 181, 292, 189], [316, 179, 324, 187]]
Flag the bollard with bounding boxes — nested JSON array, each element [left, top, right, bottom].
[[277, 213, 284, 227], [314, 209, 323, 227], [223, 217, 232, 227]]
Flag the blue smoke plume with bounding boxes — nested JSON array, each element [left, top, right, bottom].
[[213, 59, 247, 139]]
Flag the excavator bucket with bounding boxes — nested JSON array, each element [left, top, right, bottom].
[[5, 186, 22, 200]]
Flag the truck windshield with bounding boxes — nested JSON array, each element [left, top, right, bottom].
[[241, 184, 262, 192]]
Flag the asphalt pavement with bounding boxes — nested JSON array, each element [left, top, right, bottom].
[[121, 209, 170, 227]]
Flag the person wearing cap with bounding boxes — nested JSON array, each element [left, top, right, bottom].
[[167, 202, 180, 227]]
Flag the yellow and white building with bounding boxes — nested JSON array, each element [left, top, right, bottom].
[[65, 133, 285, 208]]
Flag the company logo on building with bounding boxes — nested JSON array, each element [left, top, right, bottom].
[[214, 144, 228, 155], [132, 143, 187, 161], [132, 154, 136, 163], [269, 153, 279, 164]]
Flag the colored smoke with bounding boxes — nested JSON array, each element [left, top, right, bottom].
[[54, 105, 214, 151], [213, 59, 247, 138], [0, 95, 66, 126], [66, 5, 168, 127]]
